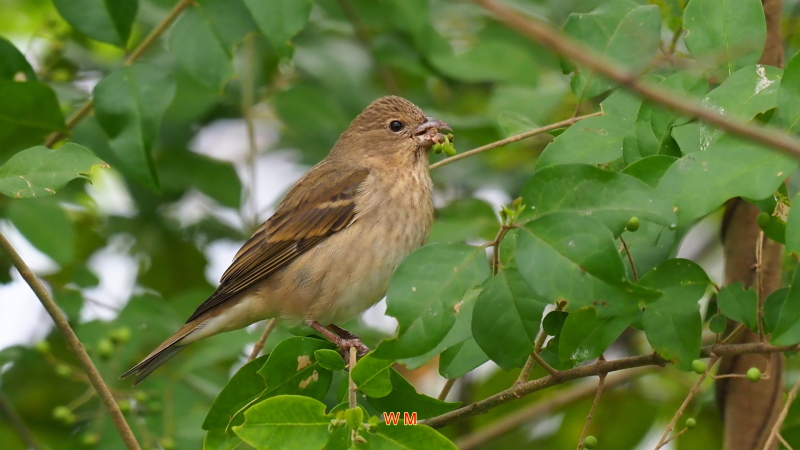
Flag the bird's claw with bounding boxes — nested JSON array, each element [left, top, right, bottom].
[[338, 338, 370, 362]]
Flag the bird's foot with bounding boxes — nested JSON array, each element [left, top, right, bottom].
[[307, 321, 370, 363]]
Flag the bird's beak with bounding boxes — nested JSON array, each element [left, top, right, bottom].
[[413, 117, 451, 136], [412, 117, 452, 149]]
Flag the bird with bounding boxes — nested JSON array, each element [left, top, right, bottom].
[[121, 96, 451, 385]]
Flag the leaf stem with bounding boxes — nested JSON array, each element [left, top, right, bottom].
[[576, 356, 606, 450], [429, 112, 602, 171], [0, 231, 142, 450], [438, 378, 457, 401], [763, 373, 800, 449], [348, 347, 357, 409], [248, 319, 277, 362], [619, 235, 638, 281]]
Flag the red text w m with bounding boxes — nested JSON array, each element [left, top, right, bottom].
[[382, 412, 417, 425]]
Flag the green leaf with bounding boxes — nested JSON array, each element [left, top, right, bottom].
[[375, 243, 490, 359], [0, 81, 65, 156], [398, 289, 481, 370], [365, 422, 458, 450], [788, 193, 800, 255], [558, 307, 636, 366], [93, 64, 175, 190], [657, 134, 797, 227], [313, 349, 345, 372], [351, 353, 394, 398], [366, 369, 459, 420], [515, 212, 654, 316], [637, 258, 711, 302], [564, 0, 661, 99], [621, 155, 677, 188], [428, 198, 498, 244], [439, 338, 489, 379], [537, 90, 641, 168], [256, 337, 335, 402], [157, 150, 242, 208], [244, 0, 312, 53], [717, 283, 758, 331], [0, 144, 104, 199], [6, 199, 75, 265], [520, 164, 676, 236], [764, 287, 788, 335], [683, 0, 766, 78], [643, 293, 702, 370], [771, 265, 800, 345], [704, 65, 781, 122], [169, 6, 236, 89], [472, 268, 548, 370], [203, 354, 269, 430], [0, 37, 36, 81], [780, 51, 800, 133], [626, 73, 708, 162], [52, 0, 137, 47], [431, 31, 540, 85], [203, 429, 241, 450], [233, 395, 332, 450]]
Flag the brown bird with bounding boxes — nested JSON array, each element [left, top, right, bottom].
[[122, 96, 450, 384]]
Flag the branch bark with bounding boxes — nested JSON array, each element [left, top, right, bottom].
[[421, 341, 798, 430], [0, 232, 142, 450], [467, 0, 800, 159]]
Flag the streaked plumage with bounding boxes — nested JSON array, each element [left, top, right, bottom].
[[122, 96, 449, 384]]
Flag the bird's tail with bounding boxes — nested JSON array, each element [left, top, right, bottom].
[[120, 321, 200, 385]]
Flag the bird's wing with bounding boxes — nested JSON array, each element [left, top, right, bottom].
[[185, 164, 370, 322]]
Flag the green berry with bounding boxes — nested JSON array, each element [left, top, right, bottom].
[[55, 364, 72, 378], [747, 367, 762, 382], [96, 338, 114, 359], [109, 326, 131, 345], [81, 432, 100, 447], [709, 314, 727, 334], [691, 359, 706, 374], [583, 435, 597, 449], [685, 418, 696, 429], [756, 212, 771, 229], [52, 406, 75, 424], [34, 340, 51, 354], [134, 391, 149, 402], [625, 217, 640, 232]]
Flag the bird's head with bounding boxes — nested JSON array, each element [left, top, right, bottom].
[[332, 96, 451, 164]]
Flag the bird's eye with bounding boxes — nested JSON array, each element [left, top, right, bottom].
[[389, 120, 404, 132]]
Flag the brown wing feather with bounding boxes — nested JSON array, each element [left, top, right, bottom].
[[185, 164, 369, 322]]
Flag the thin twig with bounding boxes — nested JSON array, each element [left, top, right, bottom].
[[0, 391, 43, 450], [778, 433, 795, 450], [248, 319, 277, 362], [348, 347, 357, 409], [241, 33, 261, 232], [515, 330, 550, 385], [429, 112, 603, 170], [469, 0, 800, 159], [530, 346, 561, 380], [756, 230, 765, 341], [620, 236, 638, 281], [438, 378, 457, 401], [44, 0, 196, 147], [654, 355, 719, 449], [576, 356, 606, 450], [0, 232, 142, 450], [422, 341, 796, 429], [457, 367, 648, 450], [763, 374, 800, 449]]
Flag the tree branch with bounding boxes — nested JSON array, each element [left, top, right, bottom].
[[421, 341, 799, 429], [456, 367, 648, 450], [429, 112, 602, 170], [44, 0, 195, 147], [0, 232, 142, 450], [467, 0, 800, 159], [248, 318, 277, 362]]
